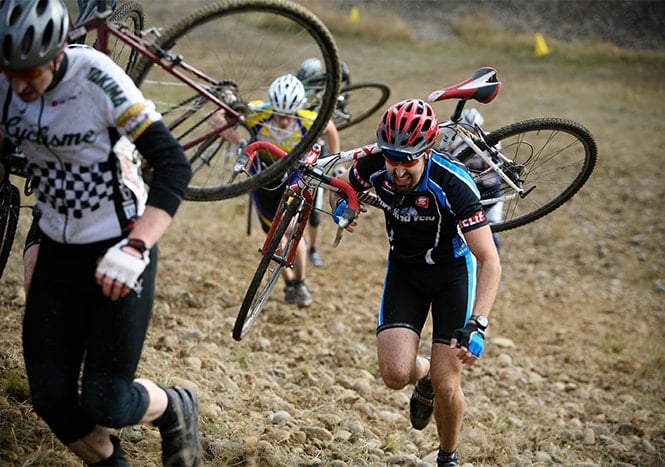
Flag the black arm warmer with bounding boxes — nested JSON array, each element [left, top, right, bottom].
[[133, 121, 192, 217]]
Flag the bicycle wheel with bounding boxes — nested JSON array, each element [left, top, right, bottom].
[[0, 184, 20, 280], [87, 1, 145, 75], [334, 81, 391, 131], [131, 0, 341, 201], [233, 196, 302, 340], [458, 118, 597, 232], [105, 1, 144, 75]]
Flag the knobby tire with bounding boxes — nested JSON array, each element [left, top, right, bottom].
[[233, 196, 301, 340], [131, 0, 341, 201], [93, 1, 145, 76], [458, 118, 597, 232]]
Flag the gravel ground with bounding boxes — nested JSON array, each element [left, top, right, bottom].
[[1, 1, 664, 466]]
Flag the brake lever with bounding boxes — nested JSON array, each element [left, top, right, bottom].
[[332, 226, 344, 248]]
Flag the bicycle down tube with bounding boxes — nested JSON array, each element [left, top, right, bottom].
[[70, 8, 242, 150]]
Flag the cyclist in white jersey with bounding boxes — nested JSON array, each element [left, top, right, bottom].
[[0, 0, 200, 465]]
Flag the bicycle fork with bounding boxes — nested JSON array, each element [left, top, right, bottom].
[[259, 188, 313, 268]]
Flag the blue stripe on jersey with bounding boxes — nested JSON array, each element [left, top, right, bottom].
[[377, 255, 391, 328], [464, 251, 478, 323], [430, 152, 481, 198]]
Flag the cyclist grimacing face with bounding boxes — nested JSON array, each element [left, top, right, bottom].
[[383, 149, 429, 194]]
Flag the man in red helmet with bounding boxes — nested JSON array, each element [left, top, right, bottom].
[[332, 99, 501, 466]]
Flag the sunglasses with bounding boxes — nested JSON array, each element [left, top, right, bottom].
[[383, 149, 427, 168], [1, 67, 47, 81]]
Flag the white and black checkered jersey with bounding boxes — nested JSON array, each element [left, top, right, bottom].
[[1, 45, 164, 244]]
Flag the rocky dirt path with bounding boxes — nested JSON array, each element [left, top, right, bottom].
[[1, 2, 664, 465]]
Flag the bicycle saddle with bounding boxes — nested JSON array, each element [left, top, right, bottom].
[[427, 67, 501, 104]]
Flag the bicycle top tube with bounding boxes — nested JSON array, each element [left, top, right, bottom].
[[240, 141, 360, 226], [239, 141, 381, 176], [315, 143, 381, 171]]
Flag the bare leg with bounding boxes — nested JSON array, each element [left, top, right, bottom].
[[431, 342, 465, 453], [376, 327, 428, 389], [134, 378, 169, 422], [66, 379, 168, 464], [23, 243, 39, 294], [308, 224, 319, 252], [292, 239, 308, 281], [67, 426, 114, 464]]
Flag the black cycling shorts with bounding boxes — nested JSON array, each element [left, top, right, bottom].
[[23, 235, 156, 443], [377, 253, 477, 345]]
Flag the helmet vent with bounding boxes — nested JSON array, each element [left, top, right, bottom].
[[41, 20, 54, 53], [36, 0, 47, 16], [21, 26, 34, 58], [8, 4, 21, 25], [2, 36, 11, 61]]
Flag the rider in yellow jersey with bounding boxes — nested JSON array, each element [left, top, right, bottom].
[[211, 74, 339, 306]]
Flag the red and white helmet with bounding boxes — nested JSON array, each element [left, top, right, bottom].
[[376, 99, 439, 157]]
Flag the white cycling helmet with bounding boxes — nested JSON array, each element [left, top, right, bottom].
[[268, 74, 306, 114], [297, 57, 350, 84], [296, 57, 322, 82], [461, 108, 485, 127], [0, 0, 69, 71]]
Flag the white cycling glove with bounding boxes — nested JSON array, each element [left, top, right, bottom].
[[96, 238, 150, 290]]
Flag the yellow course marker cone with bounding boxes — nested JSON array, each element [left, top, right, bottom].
[[534, 32, 550, 56], [349, 6, 359, 23]]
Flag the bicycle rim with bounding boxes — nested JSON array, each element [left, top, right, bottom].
[[460, 118, 597, 232], [334, 81, 391, 131], [131, 0, 341, 201], [93, 1, 145, 76], [233, 197, 301, 340], [0, 185, 20, 280]]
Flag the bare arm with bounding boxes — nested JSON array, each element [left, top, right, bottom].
[[322, 120, 340, 154], [208, 110, 243, 144]]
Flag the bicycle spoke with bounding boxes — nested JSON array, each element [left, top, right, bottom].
[[132, 0, 340, 201], [461, 118, 597, 232], [328, 82, 391, 131], [460, 118, 597, 232]]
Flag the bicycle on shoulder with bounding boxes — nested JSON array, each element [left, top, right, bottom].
[[125, 0, 342, 201], [0, 0, 341, 280], [72, 0, 341, 201], [428, 67, 597, 232], [232, 66, 598, 340]]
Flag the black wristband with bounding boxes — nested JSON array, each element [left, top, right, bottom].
[[125, 238, 148, 255]]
